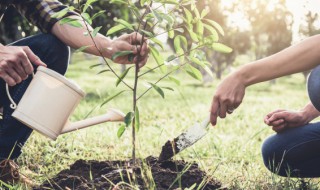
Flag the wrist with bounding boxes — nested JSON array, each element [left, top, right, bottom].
[[234, 66, 253, 87], [300, 103, 320, 123], [96, 35, 113, 59]]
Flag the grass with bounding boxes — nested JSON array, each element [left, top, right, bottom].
[[4, 53, 320, 189]]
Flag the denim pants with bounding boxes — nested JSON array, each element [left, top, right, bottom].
[[0, 34, 69, 160], [262, 65, 320, 177]]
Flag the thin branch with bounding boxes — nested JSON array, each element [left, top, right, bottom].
[[137, 62, 189, 101], [138, 45, 204, 78], [79, 14, 133, 90]]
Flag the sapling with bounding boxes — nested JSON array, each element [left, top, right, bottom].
[[56, 0, 232, 164]]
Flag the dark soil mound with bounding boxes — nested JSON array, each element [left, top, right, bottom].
[[34, 156, 224, 190]]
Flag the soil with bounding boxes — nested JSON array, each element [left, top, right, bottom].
[[34, 156, 224, 190], [158, 139, 179, 161]]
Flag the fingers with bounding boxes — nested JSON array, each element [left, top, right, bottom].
[[23, 47, 47, 68], [272, 124, 286, 133], [267, 112, 287, 123], [129, 32, 148, 45], [266, 109, 286, 119], [0, 46, 45, 86], [210, 97, 220, 126], [2, 73, 16, 86]]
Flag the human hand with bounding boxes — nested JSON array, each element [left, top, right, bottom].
[[108, 32, 149, 68], [210, 72, 246, 126], [0, 45, 47, 86], [264, 109, 309, 133]]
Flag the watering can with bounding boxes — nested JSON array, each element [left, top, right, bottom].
[[6, 66, 125, 140]]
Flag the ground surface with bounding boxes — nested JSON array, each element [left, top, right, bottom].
[[2, 54, 320, 189], [34, 156, 223, 190]]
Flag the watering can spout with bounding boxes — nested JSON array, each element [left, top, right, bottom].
[[61, 108, 125, 134]]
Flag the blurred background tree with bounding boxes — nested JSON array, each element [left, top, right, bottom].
[[1, 0, 319, 81]]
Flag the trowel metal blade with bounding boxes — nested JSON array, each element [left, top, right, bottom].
[[159, 116, 210, 161]]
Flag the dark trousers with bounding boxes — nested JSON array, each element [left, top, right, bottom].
[[0, 34, 70, 159], [262, 65, 320, 178]]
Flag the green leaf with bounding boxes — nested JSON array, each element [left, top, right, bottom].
[[97, 69, 111, 74], [168, 29, 174, 39], [91, 10, 106, 20], [193, 7, 201, 18], [100, 90, 126, 107], [162, 87, 174, 91], [111, 51, 133, 61], [190, 56, 213, 77], [81, 13, 92, 25], [52, 8, 69, 18], [166, 55, 177, 62], [183, 8, 193, 24], [140, 29, 154, 38], [201, 8, 209, 18], [149, 83, 165, 98], [83, 0, 98, 12], [159, 0, 179, 5], [89, 63, 103, 69], [160, 14, 174, 26], [187, 28, 198, 42], [174, 35, 188, 51], [117, 125, 126, 138], [74, 45, 90, 53], [115, 19, 134, 30], [124, 112, 134, 127], [151, 38, 164, 50], [149, 46, 164, 66], [185, 65, 203, 81], [169, 76, 181, 86], [135, 107, 140, 131], [59, 18, 82, 28], [211, 43, 233, 53], [110, 0, 127, 4], [107, 24, 127, 36], [196, 21, 204, 36], [204, 19, 224, 36], [115, 66, 133, 87], [204, 23, 219, 42], [91, 26, 102, 37]]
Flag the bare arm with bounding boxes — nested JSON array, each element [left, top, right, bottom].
[[210, 35, 320, 126], [51, 16, 148, 67], [239, 35, 320, 86]]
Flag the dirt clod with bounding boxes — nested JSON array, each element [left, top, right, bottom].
[[34, 156, 224, 190], [158, 138, 179, 161]]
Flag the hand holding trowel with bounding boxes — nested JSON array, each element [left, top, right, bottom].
[[158, 115, 211, 161]]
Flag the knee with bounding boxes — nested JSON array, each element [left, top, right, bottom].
[[261, 135, 289, 177], [307, 65, 320, 111]]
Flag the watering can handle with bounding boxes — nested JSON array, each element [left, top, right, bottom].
[[6, 72, 35, 109]]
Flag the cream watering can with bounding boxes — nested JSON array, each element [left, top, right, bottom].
[[6, 66, 125, 140]]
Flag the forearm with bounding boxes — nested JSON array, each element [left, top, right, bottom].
[[301, 102, 320, 122], [51, 15, 113, 58], [237, 34, 320, 86]]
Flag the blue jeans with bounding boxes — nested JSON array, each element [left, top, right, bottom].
[[262, 65, 320, 177], [0, 34, 70, 160]]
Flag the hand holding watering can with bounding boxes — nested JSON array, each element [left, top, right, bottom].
[[6, 66, 125, 140]]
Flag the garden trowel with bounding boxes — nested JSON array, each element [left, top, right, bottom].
[[159, 116, 211, 161]]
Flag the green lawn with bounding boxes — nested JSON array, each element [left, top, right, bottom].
[[6, 53, 320, 189]]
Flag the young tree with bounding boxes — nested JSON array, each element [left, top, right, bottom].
[[52, 0, 232, 163]]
